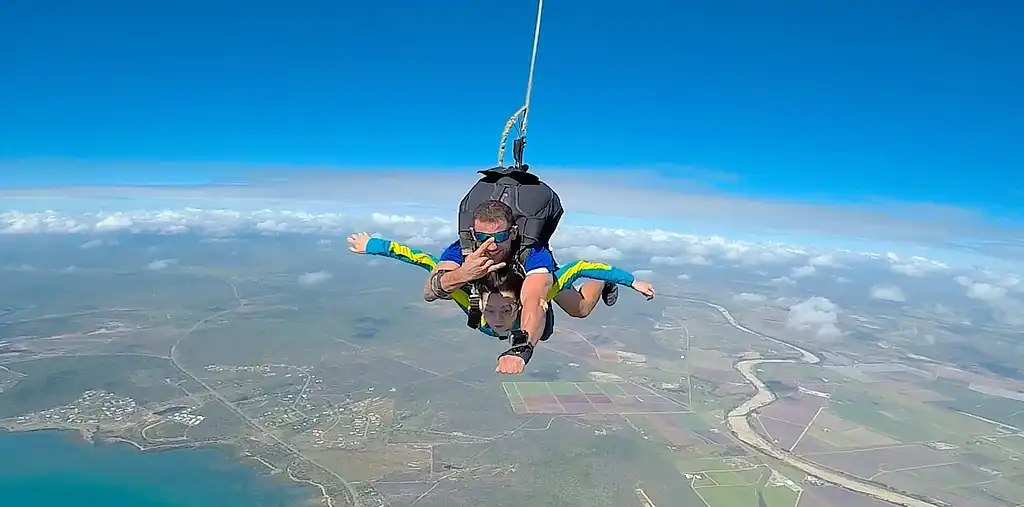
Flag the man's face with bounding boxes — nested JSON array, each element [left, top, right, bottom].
[[472, 219, 515, 262], [483, 292, 520, 332]]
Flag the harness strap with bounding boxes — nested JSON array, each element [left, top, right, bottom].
[[467, 291, 482, 329]]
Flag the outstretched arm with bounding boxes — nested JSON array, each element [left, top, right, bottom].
[[547, 261, 635, 299], [360, 236, 500, 337], [364, 238, 439, 271]]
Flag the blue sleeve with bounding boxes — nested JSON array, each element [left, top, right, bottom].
[[364, 238, 438, 272], [549, 261, 635, 298], [365, 237, 391, 256], [438, 240, 464, 264], [523, 244, 557, 274]]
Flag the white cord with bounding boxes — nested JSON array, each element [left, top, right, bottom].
[[497, 0, 544, 167], [520, 0, 544, 139]]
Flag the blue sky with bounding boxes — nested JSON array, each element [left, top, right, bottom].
[[1, 0, 1021, 220]]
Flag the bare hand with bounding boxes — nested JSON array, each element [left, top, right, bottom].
[[347, 232, 371, 254], [461, 237, 506, 279], [632, 280, 656, 300], [496, 354, 526, 375]]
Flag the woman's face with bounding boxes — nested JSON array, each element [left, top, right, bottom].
[[483, 292, 520, 332]]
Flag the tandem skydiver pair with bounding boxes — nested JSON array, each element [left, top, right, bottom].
[[347, 230, 655, 342], [347, 173, 656, 376]]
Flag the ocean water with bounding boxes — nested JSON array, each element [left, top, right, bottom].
[[0, 430, 315, 507]]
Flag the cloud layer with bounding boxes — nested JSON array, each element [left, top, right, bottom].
[[1, 168, 1020, 267], [0, 207, 963, 277], [2, 170, 1023, 331]]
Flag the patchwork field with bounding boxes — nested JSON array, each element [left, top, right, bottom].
[[755, 393, 832, 452], [502, 381, 685, 415], [642, 412, 710, 446], [748, 376, 1024, 507], [802, 444, 955, 480]]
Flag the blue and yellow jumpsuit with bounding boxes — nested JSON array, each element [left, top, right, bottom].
[[364, 238, 636, 339]]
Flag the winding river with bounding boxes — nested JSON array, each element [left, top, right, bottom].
[[678, 297, 942, 507]]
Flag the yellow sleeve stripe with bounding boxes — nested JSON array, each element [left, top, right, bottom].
[[546, 261, 612, 300], [387, 241, 438, 270]]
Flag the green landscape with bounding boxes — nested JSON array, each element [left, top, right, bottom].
[[2, 234, 1023, 507]]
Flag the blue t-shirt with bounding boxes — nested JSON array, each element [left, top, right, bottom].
[[438, 240, 557, 276]]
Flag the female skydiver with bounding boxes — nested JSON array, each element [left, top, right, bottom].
[[345, 232, 656, 339]]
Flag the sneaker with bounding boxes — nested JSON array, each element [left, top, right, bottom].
[[601, 282, 619, 306]]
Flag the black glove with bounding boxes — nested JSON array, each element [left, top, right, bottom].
[[499, 343, 534, 367], [508, 330, 529, 346], [498, 330, 534, 365]]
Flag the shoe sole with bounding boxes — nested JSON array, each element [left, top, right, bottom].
[[602, 283, 619, 306]]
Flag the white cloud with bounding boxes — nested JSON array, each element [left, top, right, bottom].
[[996, 273, 1021, 290], [808, 254, 840, 267], [956, 275, 1007, 302], [786, 296, 842, 338], [651, 254, 710, 266], [402, 235, 438, 247], [774, 296, 802, 308], [887, 254, 948, 277], [146, 258, 178, 271], [870, 284, 907, 302], [96, 215, 135, 232], [966, 282, 1008, 302], [555, 245, 623, 262], [734, 293, 767, 304], [772, 276, 796, 285], [298, 271, 332, 285], [953, 274, 1024, 326], [973, 269, 1023, 292], [791, 265, 816, 278], [370, 213, 419, 225], [676, 274, 691, 281], [630, 270, 655, 282]]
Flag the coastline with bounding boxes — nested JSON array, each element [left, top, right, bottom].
[[0, 425, 327, 506], [287, 464, 336, 507]]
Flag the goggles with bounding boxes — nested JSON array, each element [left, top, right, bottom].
[[473, 229, 512, 244]]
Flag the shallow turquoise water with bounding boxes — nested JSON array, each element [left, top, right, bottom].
[[0, 430, 313, 507]]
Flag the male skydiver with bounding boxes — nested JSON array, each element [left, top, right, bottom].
[[347, 232, 655, 373]]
